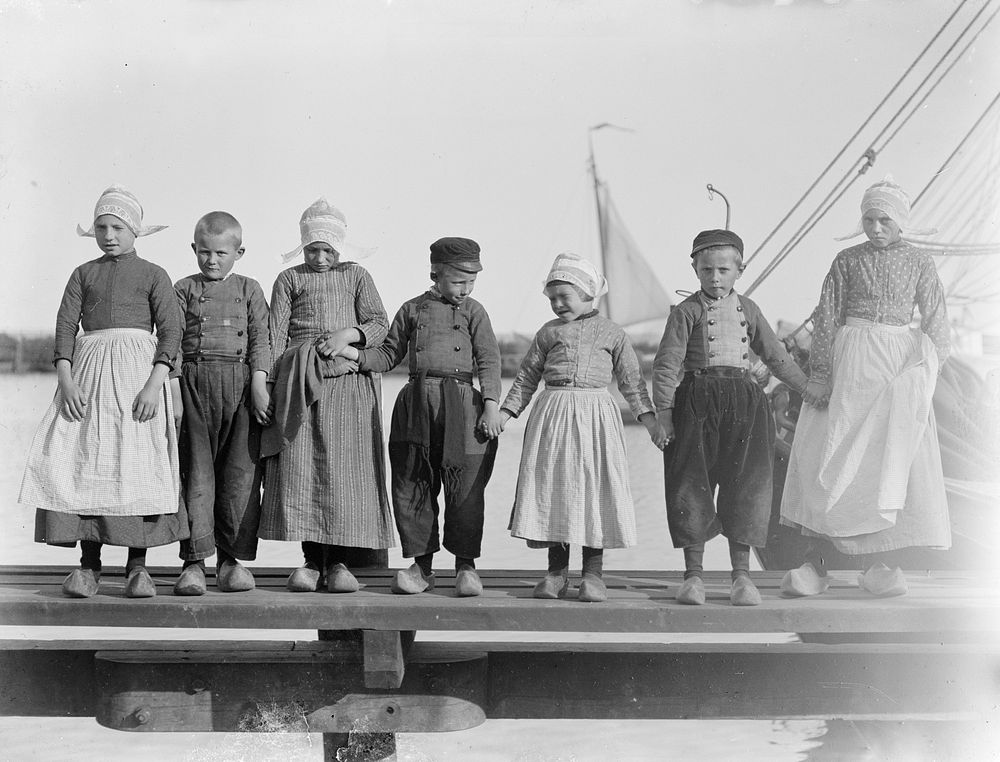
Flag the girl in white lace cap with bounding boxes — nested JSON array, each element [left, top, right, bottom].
[[500, 253, 658, 603], [19, 185, 185, 599], [259, 199, 395, 593], [780, 176, 951, 598]]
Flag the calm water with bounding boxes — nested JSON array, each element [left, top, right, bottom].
[[0, 374, 992, 760]]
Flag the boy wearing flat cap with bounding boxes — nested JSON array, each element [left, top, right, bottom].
[[651, 229, 808, 606], [339, 237, 502, 596]]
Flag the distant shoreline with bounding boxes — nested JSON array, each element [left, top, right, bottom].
[[0, 331, 664, 377]]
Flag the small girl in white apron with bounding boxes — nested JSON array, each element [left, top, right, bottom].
[[500, 254, 658, 603]]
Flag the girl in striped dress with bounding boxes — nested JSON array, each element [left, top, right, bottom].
[[500, 254, 658, 603], [259, 199, 395, 593], [19, 186, 186, 599]]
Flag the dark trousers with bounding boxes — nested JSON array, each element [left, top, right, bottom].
[[663, 370, 774, 548], [177, 361, 262, 561], [388, 378, 497, 559]]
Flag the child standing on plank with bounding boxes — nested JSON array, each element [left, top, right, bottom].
[[500, 253, 657, 603], [651, 229, 808, 606], [260, 199, 395, 593], [339, 237, 502, 596], [172, 212, 271, 596], [20, 185, 186, 599], [780, 177, 951, 598]]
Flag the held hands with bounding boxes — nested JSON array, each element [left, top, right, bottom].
[[647, 414, 673, 451], [477, 401, 504, 440], [803, 380, 831, 408], [336, 345, 360, 362], [315, 329, 356, 360], [491, 409, 514, 437]]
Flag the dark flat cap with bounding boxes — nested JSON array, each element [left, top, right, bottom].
[[430, 237, 482, 272], [691, 229, 744, 258]]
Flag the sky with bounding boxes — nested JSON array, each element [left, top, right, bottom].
[[1, 0, 998, 338]]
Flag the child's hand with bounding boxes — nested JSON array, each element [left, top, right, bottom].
[[132, 381, 161, 423], [649, 415, 674, 451], [337, 345, 360, 362], [803, 380, 831, 407], [170, 377, 183, 432], [478, 402, 504, 439], [266, 381, 276, 422], [58, 377, 87, 421], [251, 372, 271, 426], [315, 329, 357, 360]]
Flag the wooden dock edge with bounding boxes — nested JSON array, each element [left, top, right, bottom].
[[3, 639, 998, 728]]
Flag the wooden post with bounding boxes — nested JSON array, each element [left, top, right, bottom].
[[319, 547, 392, 759]]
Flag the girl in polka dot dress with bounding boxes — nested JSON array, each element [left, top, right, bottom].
[[780, 176, 951, 598]]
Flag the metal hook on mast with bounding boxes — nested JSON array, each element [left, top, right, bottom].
[[706, 184, 731, 230]]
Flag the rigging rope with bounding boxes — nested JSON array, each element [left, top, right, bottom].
[[744, 0, 999, 295], [741, 0, 972, 268], [913, 90, 1000, 206], [875, 2, 1000, 154]]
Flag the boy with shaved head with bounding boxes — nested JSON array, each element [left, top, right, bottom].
[[171, 211, 271, 595]]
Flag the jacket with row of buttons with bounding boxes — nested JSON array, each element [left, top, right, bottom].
[[173, 273, 270, 374], [357, 290, 502, 401], [651, 290, 808, 411]]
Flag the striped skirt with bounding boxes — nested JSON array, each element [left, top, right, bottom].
[[21, 329, 186, 547], [259, 371, 395, 549], [509, 387, 637, 549], [780, 319, 951, 553]]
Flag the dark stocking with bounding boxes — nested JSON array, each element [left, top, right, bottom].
[[683, 543, 705, 580], [547, 543, 570, 574], [80, 541, 102, 572]]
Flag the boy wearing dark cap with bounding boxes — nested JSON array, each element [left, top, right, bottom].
[[650, 230, 808, 606], [339, 237, 502, 596]]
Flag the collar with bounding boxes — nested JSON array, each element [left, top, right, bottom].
[[697, 288, 736, 304], [427, 285, 464, 307], [199, 271, 236, 283], [100, 250, 138, 263], [866, 239, 906, 253], [574, 309, 600, 321]]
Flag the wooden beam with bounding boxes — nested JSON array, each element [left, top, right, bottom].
[[479, 641, 1000, 721], [307, 694, 486, 733], [92, 641, 488, 732], [0, 642, 98, 716], [4, 640, 994, 725]]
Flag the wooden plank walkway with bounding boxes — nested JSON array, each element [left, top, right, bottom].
[[1, 566, 997, 635], [2, 565, 999, 743]]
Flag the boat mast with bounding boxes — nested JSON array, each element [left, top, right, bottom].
[[588, 125, 611, 320], [588, 123, 634, 321]]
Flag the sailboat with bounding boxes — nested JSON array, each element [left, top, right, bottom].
[[588, 124, 673, 329]]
